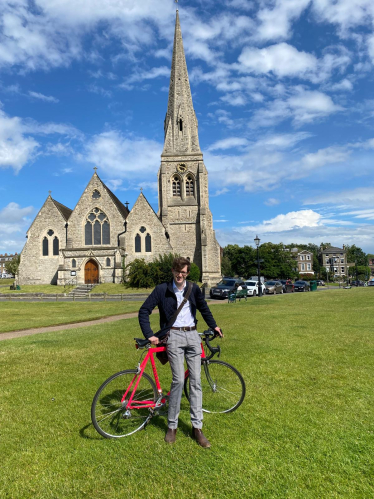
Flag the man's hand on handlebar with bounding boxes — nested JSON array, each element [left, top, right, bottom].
[[149, 336, 159, 345], [214, 326, 223, 338]]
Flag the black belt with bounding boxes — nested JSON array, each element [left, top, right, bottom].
[[170, 326, 196, 331]]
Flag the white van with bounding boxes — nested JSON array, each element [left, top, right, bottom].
[[244, 280, 266, 297]]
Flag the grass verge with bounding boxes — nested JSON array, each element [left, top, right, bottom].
[[0, 301, 142, 333], [1, 289, 374, 497]]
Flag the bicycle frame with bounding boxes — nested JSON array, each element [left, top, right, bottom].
[[121, 343, 207, 411]]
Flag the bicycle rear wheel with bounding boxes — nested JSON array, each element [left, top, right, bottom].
[[184, 360, 245, 414], [91, 370, 157, 438]]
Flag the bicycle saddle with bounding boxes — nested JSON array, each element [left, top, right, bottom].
[[134, 338, 150, 348]]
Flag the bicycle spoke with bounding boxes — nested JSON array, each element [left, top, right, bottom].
[[91, 370, 158, 438]]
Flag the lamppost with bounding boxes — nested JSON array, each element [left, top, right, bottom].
[[254, 235, 262, 297]]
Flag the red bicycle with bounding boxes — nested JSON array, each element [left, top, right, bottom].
[[91, 330, 245, 439]]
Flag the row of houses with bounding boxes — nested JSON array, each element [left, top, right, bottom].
[[288, 246, 349, 277]]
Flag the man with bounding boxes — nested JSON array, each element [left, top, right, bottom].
[[138, 256, 222, 448]]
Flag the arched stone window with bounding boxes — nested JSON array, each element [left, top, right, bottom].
[[186, 175, 194, 197], [85, 208, 110, 245], [172, 175, 181, 196], [145, 233, 152, 253], [135, 234, 141, 253], [72, 259, 76, 268], [106, 257, 111, 266], [53, 236, 59, 256], [42, 237, 49, 256]]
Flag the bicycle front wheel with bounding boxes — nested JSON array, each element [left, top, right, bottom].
[[91, 370, 157, 439], [184, 360, 246, 414]]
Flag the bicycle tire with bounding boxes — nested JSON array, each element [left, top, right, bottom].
[[91, 370, 157, 439], [184, 360, 245, 414]]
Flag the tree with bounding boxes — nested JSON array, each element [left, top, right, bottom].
[[5, 254, 20, 276], [221, 255, 232, 277], [345, 245, 368, 266]]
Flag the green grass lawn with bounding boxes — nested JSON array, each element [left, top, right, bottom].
[[91, 283, 152, 294], [0, 302, 142, 333], [0, 284, 70, 294], [1, 289, 374, 498]]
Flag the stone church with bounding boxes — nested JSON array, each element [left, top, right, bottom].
[[18, 10, 222, 287]]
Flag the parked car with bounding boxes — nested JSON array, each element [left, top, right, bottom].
[[210, 278, 246, 299], [294, 280, 310, 292], [316, 280, 325, 286], [244, 280, 266, 297], [351, 280, 365, 287], [367, 281, 374, 286], [265, 280, 283, 294]]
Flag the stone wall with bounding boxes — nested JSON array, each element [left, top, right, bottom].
[[18, 197, 66, 285]]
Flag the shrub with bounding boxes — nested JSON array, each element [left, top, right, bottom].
[[189, 262, 200, 282], [126, 259, 154, 288]]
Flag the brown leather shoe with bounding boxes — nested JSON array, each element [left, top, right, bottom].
[[193, 428, 211, 448], [164, 428, 177, 444]]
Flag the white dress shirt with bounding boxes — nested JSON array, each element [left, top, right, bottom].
[[172, 281, 195, 328]]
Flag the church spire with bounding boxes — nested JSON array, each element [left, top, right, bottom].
[[162, 10, 201, 156]]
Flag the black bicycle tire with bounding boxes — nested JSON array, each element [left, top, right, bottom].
[[91, 370, 157, 439], [184, 360, 246, 414]]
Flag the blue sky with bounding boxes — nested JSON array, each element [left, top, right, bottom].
[[1, 0, 374, 255]]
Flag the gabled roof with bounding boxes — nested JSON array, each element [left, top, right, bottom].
[[322, 246, 345, 253], [104, 183, 129, 219], [52, 199, 73, 221]]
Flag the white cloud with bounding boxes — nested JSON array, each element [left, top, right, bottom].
[[0, 110, 39, 172], [119, 66, 170, 90], [0, 202, 34, 223], [255, 0, 311, 42], [28, 91, 59, 103], [251, 90, 343, 127], [0, 201, 34, 253], [305, 186, 374, 207], [265, 198, 280, 206], [212, 188, 229, 197], [220, 93, 247, 106], [208, 137, 248, 151], [238, 43, 317, 78], [237, 209, 322, 234], [84, 130, 162, 179]]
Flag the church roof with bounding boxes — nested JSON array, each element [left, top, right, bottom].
[[51, 199, 73, 221], [104, 184, 129, 219], [162, 10, 201, 156]]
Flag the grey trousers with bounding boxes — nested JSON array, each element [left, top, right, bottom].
[[166, 329, 203, 429]]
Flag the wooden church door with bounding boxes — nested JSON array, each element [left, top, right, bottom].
[[85, 259, 99, 284]]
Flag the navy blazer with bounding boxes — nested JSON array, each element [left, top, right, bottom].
[[138, 280, 217, 339]]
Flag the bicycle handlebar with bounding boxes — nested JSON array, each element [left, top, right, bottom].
[[201, 329, 221, 360]]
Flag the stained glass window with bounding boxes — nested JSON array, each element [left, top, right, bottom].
[[72, 259, 76, 268], [135, 234, 141, 253], [106, 258, 111, 266], [92, 190, 101, 199], [85, 221, 92, 245], [53, 236, 59, 256], [102, 221, 110, 244], [47, 229, 54, 236], [145, 233, 152, 253], [42, 237, 48, 256], [85, 209, 110, 246], [139, 226, 146, 233]]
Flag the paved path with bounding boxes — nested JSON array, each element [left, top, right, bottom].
[[0, 310, 159, 341]]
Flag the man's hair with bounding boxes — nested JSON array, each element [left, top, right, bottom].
[[172, 257, 191, 272]]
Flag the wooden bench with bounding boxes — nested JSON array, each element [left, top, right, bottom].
[[228, 289, 247, 303]]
